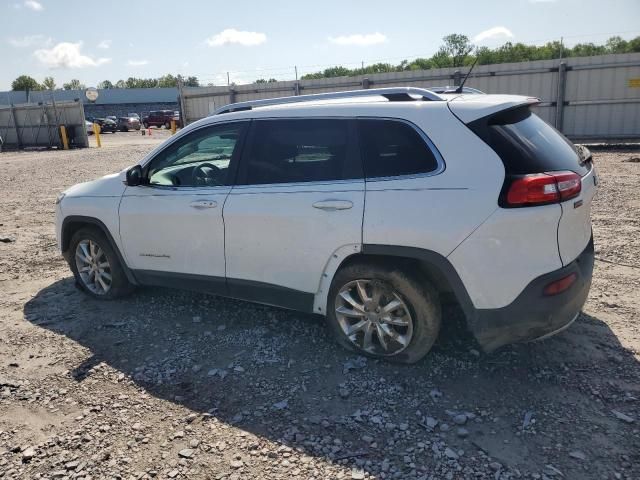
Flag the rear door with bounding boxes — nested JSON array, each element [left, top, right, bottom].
[[223, 118, 364, 310]]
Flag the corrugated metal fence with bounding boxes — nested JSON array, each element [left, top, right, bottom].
[[180, 53, 640, 140], [0, 100, 89, 150]]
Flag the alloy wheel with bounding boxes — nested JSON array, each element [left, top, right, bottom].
[[75, 239, 112, 295], [334, 279, 414, 356]]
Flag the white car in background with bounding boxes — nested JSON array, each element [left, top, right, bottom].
[[55, 88, 596, 363]]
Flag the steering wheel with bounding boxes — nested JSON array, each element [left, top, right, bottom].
[[192, 162, 222, 186]]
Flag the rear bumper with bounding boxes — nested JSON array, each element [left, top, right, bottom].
[[471, 235, 594, 352]]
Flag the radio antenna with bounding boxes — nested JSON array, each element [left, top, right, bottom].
[[455, 56, 479, 94]]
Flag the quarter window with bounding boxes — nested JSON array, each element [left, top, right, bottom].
[[358, 119, 439, 179], [147, 122, 246, 187], [241, 119, 360, 185]]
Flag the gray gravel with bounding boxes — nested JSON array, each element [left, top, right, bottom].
[[0, 141, 639, 479]]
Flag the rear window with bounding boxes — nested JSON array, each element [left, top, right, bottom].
[[358, 119, 440, 179], [473, 107, 590, 176]]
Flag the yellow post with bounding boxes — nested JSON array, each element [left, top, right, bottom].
[[93, 123, 102, 148], [59, 125, 69, 150], [170, 120, 177, 134]]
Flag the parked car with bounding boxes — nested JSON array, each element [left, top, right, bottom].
[[117, 116, 141, 132], [55, 88, 596, 363], [90, 118, 117, 133], [429, 86, 485, 94], [85, 120, 94, 135], [106, 115, 118, 122], [128, 113, 140, 120], [142, 110, 181, 129]]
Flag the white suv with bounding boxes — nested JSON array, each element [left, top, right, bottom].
[[55, 88, 596, 363]]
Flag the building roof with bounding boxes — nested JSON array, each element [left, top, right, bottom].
[[0, 87, 178, 106]]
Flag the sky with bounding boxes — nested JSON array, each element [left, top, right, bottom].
[[2, 0, 640, 90]]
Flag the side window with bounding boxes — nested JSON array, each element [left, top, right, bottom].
[[358, 119, 440, 179], [240, 119, 359, 185], [147, 122, 246, 187]]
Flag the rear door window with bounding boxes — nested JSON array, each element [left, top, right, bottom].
[[239, 119, 361, 185], [358, 119, 440, 179]]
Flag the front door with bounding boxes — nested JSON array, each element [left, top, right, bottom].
[[119, 121, 248, 289], [223, 118, 364, 310]]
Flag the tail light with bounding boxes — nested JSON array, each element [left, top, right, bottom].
[[505, 171, 581, 207]]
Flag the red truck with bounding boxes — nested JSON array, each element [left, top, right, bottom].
[[142, 110, 182, 129]]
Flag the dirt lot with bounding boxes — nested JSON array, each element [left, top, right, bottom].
[[0, 135, 638, 480]]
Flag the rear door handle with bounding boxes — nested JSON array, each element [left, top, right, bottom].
[[190, 200, 218, 209], [312, 200, 353, 211]]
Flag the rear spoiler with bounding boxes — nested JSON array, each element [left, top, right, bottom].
[[447, 95, 540, 124]]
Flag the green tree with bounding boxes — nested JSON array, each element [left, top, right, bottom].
[[570, 43, 606, 57], [293, 34, 640, 81], [63, 79, 85, 90], [158, 74, 177, 88], [11, 75, 41, 91], [98, 80, 114, 89], [42, 76, 56, 90], [440, 34, 474, 67], [183, 76, 200, 87], [115, 79, 126, 89], [606, 36, 629, 53]]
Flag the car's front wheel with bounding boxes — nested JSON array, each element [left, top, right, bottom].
[[69, 227, 134, 299], [326, 262, 441, 363]]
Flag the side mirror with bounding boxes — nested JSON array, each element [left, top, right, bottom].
[[125, 165, 144, 187]]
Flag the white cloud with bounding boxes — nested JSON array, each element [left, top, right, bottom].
[[34, 42, 111, 68], [127, 59, 149, 66], [9, 34, 52, 48], [97, 39, 111, 49], [24, 0, 43, 11], [205, 29, 267, 47], [328, 32, 387, 47], [473, 26, 514, 44]]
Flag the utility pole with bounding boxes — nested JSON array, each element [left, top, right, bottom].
[[295, 66, 298, 81], [227, 72, 230, 86], [177, 75, 186, 127], [559, 36, 564, 61]]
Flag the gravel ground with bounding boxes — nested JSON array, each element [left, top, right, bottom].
[[0, 138, 638, 480]]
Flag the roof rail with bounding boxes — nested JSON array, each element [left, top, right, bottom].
[[213, 87, 444, 115]]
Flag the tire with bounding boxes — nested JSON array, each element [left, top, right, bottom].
[[164, 121, 170, 129], [326, 262, 441, 364], [68, 227, 135, 300], [143, 122, 149, 129]]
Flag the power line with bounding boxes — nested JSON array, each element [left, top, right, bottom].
[[193, 29, 640, 86]]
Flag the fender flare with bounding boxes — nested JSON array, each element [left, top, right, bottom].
[[61, 215, 138, 285], [315, 243, 478, 323]]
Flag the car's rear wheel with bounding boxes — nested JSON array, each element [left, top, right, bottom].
[[143, 122, 149, 128], [326, 262, 441, 363], [69, 227, 134, 300], [164, 121, 171, 129]]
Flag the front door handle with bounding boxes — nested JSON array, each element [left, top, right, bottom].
[[312, 200, 353, 211], [190, 200, 218, 209]]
